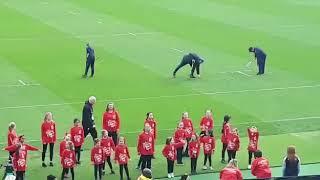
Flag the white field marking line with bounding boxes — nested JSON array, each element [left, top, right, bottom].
[[171, 48, 183, 53], [128, 32, 137, 36], [68, 11, 79, 15], [18, 80, 26, 86], [0, 116, 318, 146], [0, 83, 320, 110], [0, 83, 40, 88], [279, 25, 305, 29], [236, 71, 251, 77], [218, 69, 252, 74]]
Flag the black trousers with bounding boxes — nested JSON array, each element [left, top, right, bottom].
[[103, 156, 113, 171], [8, 151, 14, 160], [61, 168, 74, 180], [75, 146, 82, 162], [94, 164, 103, 180], [137, 156, 142, 168], [184, 138, 191, 156], [108, 131, 118, 145], [190, 158, 198, 173], [119, 164, 130, 180], [167, 159, 174, 174], [257, 56, 266, 74], [84, 60, 95, 76], [16, 171, 25, 180], [42, 143, 54, 162], [227, 150, 237, 162], [248, 151, 254, 165], [221, 143, 227, 160], [190, 62, 200, 76], [141, 155, 152, 170], [83, 127, 97, 141], [176, 147, 183, 164], [173, 62, 188, 76], [204, 154, 212, 166]]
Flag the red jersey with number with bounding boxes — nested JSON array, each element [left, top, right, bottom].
[[188, 141, 200, 158], [200, 116, 214, 131], [181, 118, 194, 138], [162, 142, 184, 161], [200, 136, 215, 155], [247, 128, 259, 152], [101, 136, 115, 157], [227, 134, 240, 151], [102, 110, 120, 132], [137, 132, 154, 155], [70, 126, 84, 147], [91, 146, 105, 165], [5, 144, 39, 171], [221, 123, 231, 144], [41, 121, 56, 144], [115, 144, 130, 165], [144, 119, 157, 139], [61, 149, 76, 168]]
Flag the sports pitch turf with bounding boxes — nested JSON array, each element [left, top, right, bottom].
[[0, 0, 320, 179]]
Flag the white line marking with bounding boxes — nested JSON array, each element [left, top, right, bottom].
[[97, 21, 102, 24], [0, 116, 318, 145], [171, 48, 183, 53], [128, 32, 137, 36], [0, 84, 319, 110], [68, 11, 79, 15], [111, 33, 131, 37], [41, 2, 49, 5], [236, 71, 251, 77], [18, 80, 26, 86], [0, 83, 40, 88]]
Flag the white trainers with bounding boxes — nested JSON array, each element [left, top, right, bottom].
[[202, 166, 208, 170], [168, 174, 172, 178], [209, 166, 213, 170], [248, 165, 251, 169], [171, 173, 175, 178]]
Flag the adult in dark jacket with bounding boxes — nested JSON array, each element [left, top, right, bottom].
[[248, 47, 267, 75], [173, 53, 204, 78], [82, 96, 97, 141]]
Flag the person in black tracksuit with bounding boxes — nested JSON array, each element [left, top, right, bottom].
[[82, 96, 97, 142], [83, 43, 95, 78], [173, 53, 204, 78]]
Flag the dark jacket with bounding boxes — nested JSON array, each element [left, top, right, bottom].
[[183, 53, 204, 66], [82, 101, 95, 128], [283, 156, 300, 176]]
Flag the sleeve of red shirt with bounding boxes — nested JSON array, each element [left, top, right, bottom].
[[251, 160, 257, 176], [237, 169, 243, 180], [53, 122, 57, 142], [60, 151, 64, 165], [137, 134, 141, 154], [8, 134, 14, 146], [26, 144, 39, 151], [114, 148, 119, 161], [116, 111, 120, 131], [126, 146, 130, 159], [162, 146, 167, 158], [41, 123, 45, 143], [4, 144, 18, 152]]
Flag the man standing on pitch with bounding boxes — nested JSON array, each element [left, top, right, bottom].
[[83, 43, 95, 78], [248, 47, 267, 75], [82, 96, 98, 142], [173, 53, 204, 78]]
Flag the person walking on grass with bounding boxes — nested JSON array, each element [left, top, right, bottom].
[[41, 112, 56, 167]]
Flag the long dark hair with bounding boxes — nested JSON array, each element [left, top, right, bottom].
[[221, 115, 231, 133]]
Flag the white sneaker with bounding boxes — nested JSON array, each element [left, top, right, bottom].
[[248, 165, 251, 169], [209, 166, 213, 170], [171, 173, 175, 178], [202, 166, 207, 170], [168, 174, 172, 178]]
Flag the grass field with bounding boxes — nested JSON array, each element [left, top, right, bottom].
[[1, 0, 320, 179]]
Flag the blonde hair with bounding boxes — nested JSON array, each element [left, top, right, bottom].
[[8, 122, 16, 130], [44, 112, 53, 121], [89, 96, 96, 104], [227, 159, 238, 168]]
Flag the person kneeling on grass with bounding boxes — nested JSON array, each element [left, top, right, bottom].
[[115, 137, 131, 180], [251, 150, 272, 180], [188, 134, 200, 175], [101, 130, 115, 175], [162, 137, 185, 178], [220, 159, 243, 180], [60, 142, 76, 180], [91, 138, 105, 180], [200, 130, 215, 171]]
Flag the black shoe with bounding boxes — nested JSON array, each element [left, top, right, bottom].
[[82, 74, 87, 78], [49, 162, 53, 167], [110, 170, 115, 174], [190, 75, 196, 78], [42, 162, 47, 168], [80, 149, 84, 152], [256, 73, 262, 75], [221, 159, 226, 163], [90, 75, 94, 78], [76, 161, 81, 165]]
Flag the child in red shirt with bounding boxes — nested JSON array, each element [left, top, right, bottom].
[[247, 126, 259, 169], [181, 112, 194, 157], [91, 138, 105, 180], [41, 112, 56, 167], [70, 118, 84, 164], [200, 130, 215, 170], [7, 122, 18, 159], [227, 128, 240, 163], [61, 141, 76, 180], [221, 115, 231, 163], [200, 110, 214, 132], [189, 134, 200, 175], [102, 102, 120, 145], [4, 135, 39, 180], [162, 137, 185, 178], [251, 150, 272, 179], [101, 130, 115, 174], [114, 137, 131, 180], [220, 159, 243, 180], [174, 122, 187, 165]]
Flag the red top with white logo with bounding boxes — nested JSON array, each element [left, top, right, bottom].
[[115, 144, 130, 165], [227, 133, 240, 151], [188, 141, 200, 158], [7, 130, 18, 147], [102, 110, 120, 132], [181, 118, 194, 138], [247, 128, 259, 152], [61, 149, 76, 168], [70, 126, 84, 147], [5, 144, 39, 171], [220, 167, 243, 180], [221, 123, 231, 144], [200, 136, 215, 155], [91, 146, 105, 165], [41, 121, 56, 144], [200, 116, 214, 131], [137, 132, 154, 155], [162, 142, 184, 161], [144, 119, 157, 140], [101, 136, 115, 157], [251, 157, 272, 179]]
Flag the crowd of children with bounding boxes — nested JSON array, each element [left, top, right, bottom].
[[2, 102, 302, 180]]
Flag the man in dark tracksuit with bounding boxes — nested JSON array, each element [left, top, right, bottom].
[[83, 43, 95, 78], [82, 96, 97, 142], [173, 53, 204, 78], [249, 47, 267, 75]]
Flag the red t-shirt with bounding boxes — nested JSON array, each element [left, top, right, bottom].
[[188, 141, 200, 158], [162, 142, 184, 161], [181, 118, 194, 138], [5, 144, 39, 171], [137, 132, 154, 155], [221, 123, 231, 144], [41, 121, 56, 144], [91, 146, 105, 165], [174, 128, 186, 148], [220, 167, 243, 180], [61, 149, 76, 168], [247, 128, 259, 152], [101, 136, 115, 157], [102, 110, 120, 132], [200, 116, 214, 131], [70, 126, 84, 147], [200, 136, 215, 155], [144, 119, 157, 140], [251, 157, 272, 179], [115, 144, 130, 165], [7, 130, 18, 147], [227, 134, 240, 151]]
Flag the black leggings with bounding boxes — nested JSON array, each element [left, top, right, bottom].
[[137, 156, 142, 168], [227, 150, 237, 162], [204, 154, 212, 166], [184, 138, 191, 156], [221, 143, 227, 160], [141, 155, 152, 170], [103, 156, 113, 171], [176, 147, 183, 164], [83, 127, 98, 142], [16, 171, 25, 180], [248, 151, 254, 164], [94, 164, 103, 180], [167, 159, 174, 174], [75, 146, 81, 162], [119, 164, 130, 179], [42, 143, 54, 162], [108, 131, 118, 145], [61, 168, 74, 180], [191, 158, 198, 173]]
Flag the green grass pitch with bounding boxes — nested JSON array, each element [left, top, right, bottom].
[[0, 0, 320, 179]]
